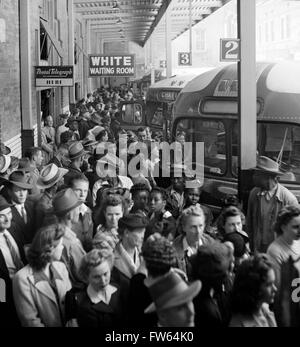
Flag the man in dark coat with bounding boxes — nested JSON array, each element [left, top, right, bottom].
[[5, 171, 36, 246], [0, 196, 27, 327]]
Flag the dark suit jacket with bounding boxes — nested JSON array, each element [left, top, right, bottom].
[[0, 232, 27, 327], [9, 200, 36, 247]]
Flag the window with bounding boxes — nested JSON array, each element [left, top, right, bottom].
[[270, 21, 275, 42], [122, 104, 143, 124], [195, 29, 206, 52], [176, 119, 227, 175], [265, 22, 269, 42], [257, 123, 300, 182], [40, 22, 49, 61]]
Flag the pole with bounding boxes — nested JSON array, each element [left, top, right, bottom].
[[189, 0, 192, 60], [238, 0, 257, 205], [166, 5, 172, 78]]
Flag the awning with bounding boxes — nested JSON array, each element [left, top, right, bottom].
[[40, 19, 65, 59]]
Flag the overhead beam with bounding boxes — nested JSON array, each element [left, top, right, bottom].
[[142, 0, 172, 47]]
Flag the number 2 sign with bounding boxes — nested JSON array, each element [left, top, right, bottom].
[[220, 39, 240, 62]]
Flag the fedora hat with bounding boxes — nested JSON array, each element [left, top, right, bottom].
[[18, 158, 36, 173], [69, 142, 86, 161], [37, 164, 68, 189], [81, 137, 98, 148], [252, 156, 284, 176], [0, 155, 11, 174], [6, 170, 34, 190], [0, 196, 13, 212], [0, 142, 11, 155], [144, 270, 201, 314], [52, 188, 82, 216], [90, 113, 103, 126]]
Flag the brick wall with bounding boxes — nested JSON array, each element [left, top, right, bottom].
[[0, 0, 21, 144]]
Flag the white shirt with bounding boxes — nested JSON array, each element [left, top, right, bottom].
[[0, 231, 20, 279], [87, 284, 117, 305], [183, 236, 203, 257]]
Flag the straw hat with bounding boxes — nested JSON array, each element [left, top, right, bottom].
[[69, 142, 86, 161], [251, 156, 284, 176], [0, 155, 11, 174], [37, 164, 68, 189]]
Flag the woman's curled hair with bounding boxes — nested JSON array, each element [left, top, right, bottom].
[[231, 253, 274, 315], [27, 224, 65, 271], [273, 205, 300, 236], [79, 249, 114, 283]]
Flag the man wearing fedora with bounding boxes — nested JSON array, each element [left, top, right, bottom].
[[0, 196, 27, 327], [247, 156, 298, 253], [64, 142, 88, 186], [35, 164, 68, 230], [144, 269, 201, 327], [5, 171, 36, 246], [53, 188, 86, 289]]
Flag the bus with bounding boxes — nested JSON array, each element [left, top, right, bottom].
[[119, 74, 200, 135], [146, 74, 199, 138], [172, 61, 300, 213]]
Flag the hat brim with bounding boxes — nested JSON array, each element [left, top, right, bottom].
[[1, 146, 11, 155], [7, 180, 33, 190], [52, 200, 83, 216], [36, 168, 69, 189], [69, 149, 87, 161], [252, 167, 284, 175], [145, 280, 202, 314]]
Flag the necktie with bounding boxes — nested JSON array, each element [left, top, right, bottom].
[[21, 206, 27, 224], [3, 233, 24, 271]]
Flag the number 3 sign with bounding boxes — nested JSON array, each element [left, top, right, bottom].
[[178, 52, 192, 66], [220, 39, 240, 62]]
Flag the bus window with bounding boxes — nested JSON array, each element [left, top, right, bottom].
[[152, 106, 164, 126], [176, 119, 227, 176], [122, 104, 143, 124], [257, 123, 300, 182]]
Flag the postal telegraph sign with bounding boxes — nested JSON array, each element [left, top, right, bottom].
[[35, 66, 74, 87], [89, 55, 136, 77], [220, 39, 241, 62]]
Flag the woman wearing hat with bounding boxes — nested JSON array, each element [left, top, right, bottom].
[[267, 205, 300, 326], [111, 214, 148, 305], [65, 249, 123, 327], [13, 224, 72, 327], [230, 254, 277, 327]]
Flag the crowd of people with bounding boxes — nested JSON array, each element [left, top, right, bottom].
[[0, 86, 300, 328]]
